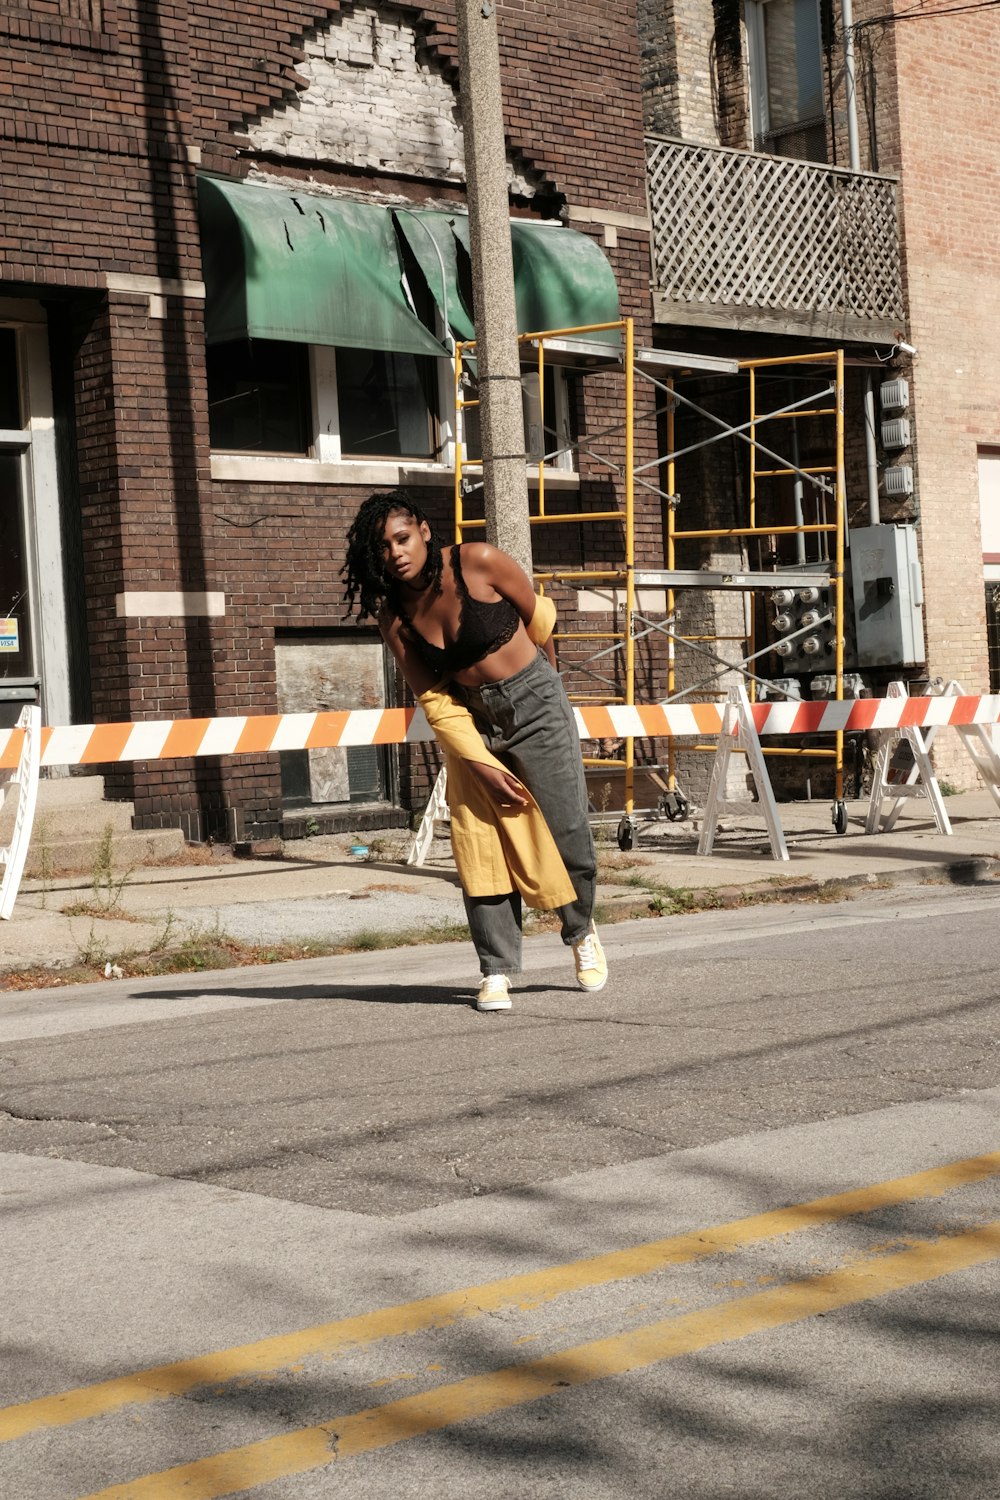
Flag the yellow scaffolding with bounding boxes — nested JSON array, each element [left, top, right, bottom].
[[452, 325, 848, 842], [659, 350, 847, 825], [454, 317, 638, 819]]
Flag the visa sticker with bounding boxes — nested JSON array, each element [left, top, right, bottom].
[[0, 618, 19, 652]]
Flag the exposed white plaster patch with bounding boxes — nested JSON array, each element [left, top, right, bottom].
[[248, 5, 464, 181], [246, 3, 536, 194]]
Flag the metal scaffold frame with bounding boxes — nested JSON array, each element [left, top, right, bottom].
[[656, 349, 847, 830], [451, 323, 847, 844]]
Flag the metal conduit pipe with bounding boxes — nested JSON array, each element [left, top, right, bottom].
[[843, 0, 881, 525], [841, 0, 862, 173], [790, 419, 808, 563], [864, 370, 881, 525]]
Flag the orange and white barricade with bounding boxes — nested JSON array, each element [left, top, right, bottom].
[[6, 693, 998, 775], [2, 688, 1000, 912]]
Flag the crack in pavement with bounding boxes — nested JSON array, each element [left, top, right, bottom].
[[0, 1105, 124, 1135]]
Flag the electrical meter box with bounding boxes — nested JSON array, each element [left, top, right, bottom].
[[849, 524, 925, 668]]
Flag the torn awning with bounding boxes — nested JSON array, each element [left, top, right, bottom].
[[393, 209, 621, 346], [197, 176, 449, 358]]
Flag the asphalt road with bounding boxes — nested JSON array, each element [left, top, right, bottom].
[[1, 883, 999, 1498]]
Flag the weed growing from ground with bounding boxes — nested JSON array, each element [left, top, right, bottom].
[[90, 823, 134, 912]]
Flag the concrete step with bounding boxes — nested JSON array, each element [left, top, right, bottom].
[[34, 772, 109, 808], [32, 798, 136, 841], [21, 826, 188, 878], [2, 773, 187, 875]]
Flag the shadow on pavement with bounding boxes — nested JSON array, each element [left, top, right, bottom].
[[126, 981, 574, 1008]]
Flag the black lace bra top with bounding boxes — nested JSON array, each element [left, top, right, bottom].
[[398, 545, 520, 676]]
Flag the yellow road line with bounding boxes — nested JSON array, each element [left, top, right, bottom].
[[3, 1149, 999, 1446], [79, 1222, 1000, 1500]]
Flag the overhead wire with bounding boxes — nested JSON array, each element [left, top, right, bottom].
[[850, 0, 1000, 29]]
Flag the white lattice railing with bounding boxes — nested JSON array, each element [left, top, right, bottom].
[[647, 136, 903, 329]]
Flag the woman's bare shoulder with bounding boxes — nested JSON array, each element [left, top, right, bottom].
[[458, 541, 506, 579]]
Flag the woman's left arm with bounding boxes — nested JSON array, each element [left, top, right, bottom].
[[463, 543, 557, 667]]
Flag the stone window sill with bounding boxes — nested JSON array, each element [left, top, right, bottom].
[[210, 455, 581, 490]]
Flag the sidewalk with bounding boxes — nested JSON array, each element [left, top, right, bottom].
[[2, 791, 998, 983]]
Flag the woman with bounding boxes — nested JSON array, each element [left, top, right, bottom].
[[342, 492, 606, 1013]]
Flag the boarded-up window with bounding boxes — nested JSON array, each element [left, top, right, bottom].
[[274, 634, 392, 806]]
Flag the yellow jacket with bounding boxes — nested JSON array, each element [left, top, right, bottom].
[[416, 596, 575, 910]]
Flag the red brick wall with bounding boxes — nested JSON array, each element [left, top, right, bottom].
[[0, 1, 655, 835]]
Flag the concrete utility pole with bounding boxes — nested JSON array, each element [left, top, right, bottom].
[[454, 0, 533, 575]]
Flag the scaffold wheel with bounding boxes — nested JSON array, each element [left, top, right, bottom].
[[832, 799, 849, 836], [617, 815, 635, 851], [661, 789, 689, 822]]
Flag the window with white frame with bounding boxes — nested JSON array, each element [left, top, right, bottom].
[[746, 0, 827, 163], [206, 338, 577, 472], [460, 364, 577, 472], [205, 339, 446, 461]]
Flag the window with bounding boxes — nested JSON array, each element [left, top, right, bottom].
[[203, 327, 578, 474], [986, 585, 1000, 694], [979, 448, 1000, 692], [747, 0, 827, 162], [0, 307, 73, 726], [206, 339, 444, 463], [461, 364, 577, 470], [207, 340, 311, 454], [0, 329, 21, 429], [335, 348, 440, 460], [0, 451, 33, 679]]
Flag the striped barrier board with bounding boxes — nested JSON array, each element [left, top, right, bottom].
[[3, 694, 1000, 770]]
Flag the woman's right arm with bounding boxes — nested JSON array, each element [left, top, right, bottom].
[[377, 606, 439, 698]]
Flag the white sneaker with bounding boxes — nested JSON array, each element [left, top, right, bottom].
[[476, 974, 512, 1012], [572, 924, 608, 992]]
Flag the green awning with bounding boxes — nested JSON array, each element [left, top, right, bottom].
[[393, 209, 621, 347], [198, 177, 449, 358]]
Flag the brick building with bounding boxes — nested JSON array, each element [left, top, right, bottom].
[[5, 0, 996, 843], [638, 0, 1000, 791], [0, 0, 659, 840]]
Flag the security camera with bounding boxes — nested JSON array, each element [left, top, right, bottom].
[[894, 340, 917, 356]]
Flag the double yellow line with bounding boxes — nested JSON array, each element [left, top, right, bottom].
[[4, 1151, 999, 1499]]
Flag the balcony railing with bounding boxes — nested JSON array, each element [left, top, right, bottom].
[[646, 136, 904, 342]]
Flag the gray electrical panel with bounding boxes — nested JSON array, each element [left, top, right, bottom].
[[849, 524, 925, 668]]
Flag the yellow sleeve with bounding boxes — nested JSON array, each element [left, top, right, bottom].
[[417, 685, 499, 766], [526, 593, 557, 646], [415, 682, 576, 909]]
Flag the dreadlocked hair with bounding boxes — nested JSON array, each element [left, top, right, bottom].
[[341, 491, 444, 622]]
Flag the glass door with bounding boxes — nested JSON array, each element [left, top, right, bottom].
[[1, 324, 34, 686], [0, 450, 33, 679]]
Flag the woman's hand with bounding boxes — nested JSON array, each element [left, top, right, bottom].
[[469, 762, 529, 808]]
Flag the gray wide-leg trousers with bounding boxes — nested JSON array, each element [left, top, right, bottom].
[[452, 652, 596, 976]]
